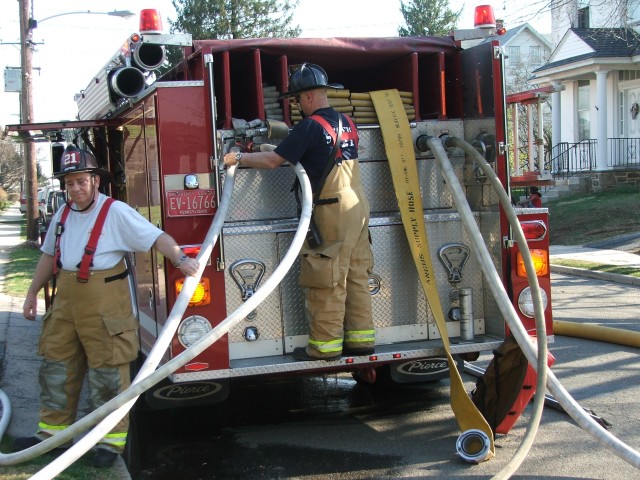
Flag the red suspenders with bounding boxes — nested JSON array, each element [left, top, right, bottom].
[[53, 197, 115, 283], [309, 114, 359, 157]]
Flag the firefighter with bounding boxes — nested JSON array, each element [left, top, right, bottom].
[[223, 62, 375, 360], [14, 145, 199, 467]]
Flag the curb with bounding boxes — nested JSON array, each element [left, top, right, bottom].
[[551, 264, 640, 286]]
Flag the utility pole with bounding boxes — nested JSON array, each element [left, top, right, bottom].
[[19, 0, 39, 244]]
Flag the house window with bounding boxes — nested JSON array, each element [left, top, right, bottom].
[[508, 46, 521, 65], [577, 7, 590, 28], [529, 46, 542, 65], [577, 80, 590, 141]]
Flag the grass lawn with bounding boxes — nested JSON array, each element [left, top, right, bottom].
[[551, 258, 640, 278], [4, 222, 43, 298], [547, 187, 640, 246]]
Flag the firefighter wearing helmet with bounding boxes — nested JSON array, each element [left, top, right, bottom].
[[15, 145, 200, 467], [224, 62, 375, 360]]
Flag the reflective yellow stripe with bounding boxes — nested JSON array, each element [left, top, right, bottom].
[[309, 337, 343, 353], [345, 330, 375, 342], [38, 422, 70, 432], [101, 432, 128, 447], [370, 89, 494, 460]]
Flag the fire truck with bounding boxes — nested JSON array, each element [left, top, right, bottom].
[[6, 9, 552, 411]]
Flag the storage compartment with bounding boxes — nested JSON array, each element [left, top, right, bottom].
[[192, 37, 464, 128]]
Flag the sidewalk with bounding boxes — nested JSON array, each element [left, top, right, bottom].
[[550, 244, 640, 286], [0, 203, 131, 478]]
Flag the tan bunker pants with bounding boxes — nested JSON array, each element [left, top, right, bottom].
[[36, 260, 138, 453], [298, 159, 375, 357]]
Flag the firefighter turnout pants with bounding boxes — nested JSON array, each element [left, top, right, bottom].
[[298, 159, 375, 357], [36, 260, 138, 453]]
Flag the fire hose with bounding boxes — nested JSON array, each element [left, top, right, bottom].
[[0, 161, 313, 479], [425, 134, 640, 475]]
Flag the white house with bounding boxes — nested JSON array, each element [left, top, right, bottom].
[[483, 23, 552, 93], [478, 23, 553, 175], [529, 0, 640, 188]]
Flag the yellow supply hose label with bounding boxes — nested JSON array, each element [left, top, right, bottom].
[[369, 89, 494, 459]]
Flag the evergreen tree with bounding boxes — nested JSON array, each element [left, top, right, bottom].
[[398, 0, 462, 37], [170, 0, 301, 39]]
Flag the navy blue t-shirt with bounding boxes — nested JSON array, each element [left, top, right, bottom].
[[274, 107, 358, 192]]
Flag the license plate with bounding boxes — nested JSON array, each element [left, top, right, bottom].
[[166, 189, 216, 217]]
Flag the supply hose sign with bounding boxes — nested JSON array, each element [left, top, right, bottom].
[[166, 189, 217, 217]]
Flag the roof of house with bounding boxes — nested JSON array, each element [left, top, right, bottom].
[[534, 27, 640, 72], [479, 23, 552, 50]]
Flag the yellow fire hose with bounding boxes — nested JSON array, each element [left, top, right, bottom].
[[370, 89, 494, 462], [554, 320, 640, 348]]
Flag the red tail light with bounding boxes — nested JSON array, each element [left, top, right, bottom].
[[520, 220, 547, 241], [139, 9, 163, 34]]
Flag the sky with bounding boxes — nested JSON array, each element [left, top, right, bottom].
[[0, 0, 552, 158]]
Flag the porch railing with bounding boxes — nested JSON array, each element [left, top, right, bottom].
[[545, 140, 596, 179], [607, 138, 640, 168], [518, 138, 640, 180]]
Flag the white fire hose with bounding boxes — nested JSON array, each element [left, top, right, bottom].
[[426, 135, 640, 476], [0, 161, 313, 479]]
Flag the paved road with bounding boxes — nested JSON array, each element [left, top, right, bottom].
[[130, 272, 640, 479], [1, 203, 639, 479]]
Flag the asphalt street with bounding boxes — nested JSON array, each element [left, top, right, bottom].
[[0, 202, 639, 479]]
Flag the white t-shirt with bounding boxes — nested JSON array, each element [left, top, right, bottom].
[[42, 193, 163, 271]]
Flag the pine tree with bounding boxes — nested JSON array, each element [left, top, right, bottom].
[[170, 0, 301, 39], [398, 0, 462, 37]]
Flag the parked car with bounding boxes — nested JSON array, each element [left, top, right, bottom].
[[48, 191, 67, 226], [37, 180, 61, 229], [19, 191, 27, 213]]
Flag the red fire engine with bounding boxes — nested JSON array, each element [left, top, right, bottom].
[[6, 9, 552, 415]]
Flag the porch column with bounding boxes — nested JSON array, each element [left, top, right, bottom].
[[512, 103, 520, 175], [596, 70, 610, 170], [537, 100, 544, 171], [552, 82, 561, 172]]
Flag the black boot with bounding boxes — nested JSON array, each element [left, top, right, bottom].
[[12, 435, 71, 452], [91, 447, 119, 468]]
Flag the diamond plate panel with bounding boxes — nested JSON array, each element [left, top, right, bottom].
[[219, 120, 471, 223], [368, 213, 487, 334], [223, 168, 298, 222], [223, 211, 494, 349], [218, 118, 505, 358], [223, 232, 284, 351]]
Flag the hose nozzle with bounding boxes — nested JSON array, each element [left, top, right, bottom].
[[456, 429, 492, 463]]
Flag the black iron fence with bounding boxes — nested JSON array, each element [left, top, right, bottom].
[[516, 138, 640, 179], [545, 140, 596, 179], [607, 138, 640, 168]]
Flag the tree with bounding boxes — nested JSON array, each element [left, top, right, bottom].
[[170, 0, 301, 39], [398, 0, 462, 37], [0, 140, 24, 192]]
